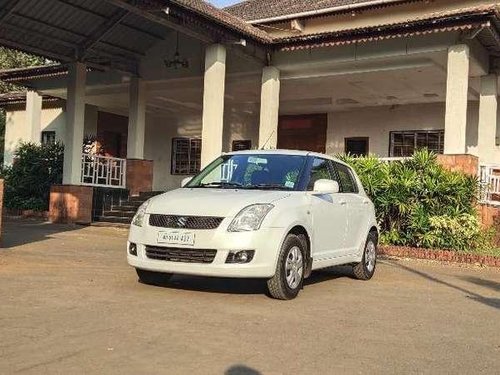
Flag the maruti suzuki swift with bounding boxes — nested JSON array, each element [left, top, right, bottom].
[[127, 150, 378, 300]]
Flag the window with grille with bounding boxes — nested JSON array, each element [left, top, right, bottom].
[[171, 137, 201, 175], [41, 131, 56, 145], [389, 130, 444, 157]]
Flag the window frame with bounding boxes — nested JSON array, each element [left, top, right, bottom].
[[41, 130, 56, 145], [344, 137, 369, 157], [171, 137, 202, 176], [389, 129, 444, 157]]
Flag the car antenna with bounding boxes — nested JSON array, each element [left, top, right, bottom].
[[260, 130, 276, 150]]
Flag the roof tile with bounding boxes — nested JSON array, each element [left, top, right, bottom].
[[225, 0, 414, 22]]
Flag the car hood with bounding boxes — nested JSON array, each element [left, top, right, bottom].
[[147, 188, 291, 217]]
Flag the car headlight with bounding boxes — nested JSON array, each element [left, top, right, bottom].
[[132, 200, 150, 227], [228, 204, 274, 232]]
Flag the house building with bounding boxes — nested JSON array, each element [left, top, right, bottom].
[[0, 0, 500, 223]]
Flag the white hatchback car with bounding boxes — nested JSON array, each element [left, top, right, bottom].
[[127, 150, 378, 300]]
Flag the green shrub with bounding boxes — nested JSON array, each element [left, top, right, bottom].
[[2, 142, 64, 211], [338, 150, 491, 251]]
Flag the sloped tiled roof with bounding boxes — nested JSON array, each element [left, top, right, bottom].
[[225, 0, 416, 23], [172, 0, 272, 42]]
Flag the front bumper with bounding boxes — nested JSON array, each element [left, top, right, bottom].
[[127, 218, 285, 278]]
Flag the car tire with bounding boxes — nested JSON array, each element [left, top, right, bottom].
[[136, 268, 172, 286], [352, 231, 378, 280], [267, 234, 306, 300]]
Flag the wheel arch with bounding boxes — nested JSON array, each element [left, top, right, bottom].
[[287, 225, 313, 278]]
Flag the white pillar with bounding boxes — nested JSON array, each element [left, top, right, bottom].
[[25, 90, 42, 143], [201, 44, 226, 168], [258, 66, 281, 149], [444, 44, 470, 154], [63, 62, 86, 185], [127, 77, 146, 159], [478, 74, 498, 163]]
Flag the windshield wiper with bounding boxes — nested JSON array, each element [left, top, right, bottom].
[[247, 184, 293, 190], [198, 181, 244, 189]]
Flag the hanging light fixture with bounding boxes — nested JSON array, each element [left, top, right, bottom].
[[164, 32, 189, 69]]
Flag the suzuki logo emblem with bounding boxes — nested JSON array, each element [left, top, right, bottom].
[[177, 216, 187, 227]]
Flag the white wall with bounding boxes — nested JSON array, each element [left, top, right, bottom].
[[324, 101, 491, 159], [3, 103, 99, 166], [144, 102, 259, 191], [4, 105, 65, 165]]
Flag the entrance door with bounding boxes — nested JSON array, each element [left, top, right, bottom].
[[278, 114, 327, 153]]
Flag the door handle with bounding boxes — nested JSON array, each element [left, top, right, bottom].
[[363, 201, 369, 205], [340, 200, 347, 206]]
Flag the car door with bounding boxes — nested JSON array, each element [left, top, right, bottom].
[[307, 157, 348, 260], [333, 162, 370, 253]]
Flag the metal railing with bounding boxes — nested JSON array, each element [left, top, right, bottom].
[[479, 164, 500, 205], [81, 154, 127, 189]]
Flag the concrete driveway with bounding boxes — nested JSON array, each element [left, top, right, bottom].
[[0, 219, 499, 375]]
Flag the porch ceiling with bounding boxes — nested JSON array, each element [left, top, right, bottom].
[[0, 0, 265, 74], [41, 50, 477, 117]]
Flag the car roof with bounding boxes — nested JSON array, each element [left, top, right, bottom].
[[223, 149, 350, 167]]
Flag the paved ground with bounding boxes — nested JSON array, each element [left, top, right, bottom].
[[0, 219, 499, 375]]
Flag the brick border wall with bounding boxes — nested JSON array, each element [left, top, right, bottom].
[[49, 185, 94, 224], [436, 154, 478, 176], [126, 159, 153, 196], [379, 245, 500, 267]]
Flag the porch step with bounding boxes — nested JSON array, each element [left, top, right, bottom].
[[97, 215, 132, 224], [96, 190, 164, 225], [102, 210, 137, 218]]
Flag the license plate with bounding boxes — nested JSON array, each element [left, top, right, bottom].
[[157, 231, 195, 246]]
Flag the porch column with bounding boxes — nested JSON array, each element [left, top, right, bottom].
[[63, 62, 87, 185], [201, 43, 226, 168], [25, 90, 42, 143], [258, 66, 281, 149], [127, 76, 146, 159], [444, 44, 470, 154], [51, 62, 93, 224], [477, 74, 498, 163], [126, 77, 152, 195]]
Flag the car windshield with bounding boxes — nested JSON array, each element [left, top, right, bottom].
[[186, 154, 307, 191]]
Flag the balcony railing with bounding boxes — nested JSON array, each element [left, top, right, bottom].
[[81, 154, 127, 189], [479, 164, 500, 205]]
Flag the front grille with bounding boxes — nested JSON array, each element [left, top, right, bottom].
[[149, 214, 224, 230], [146, 246, 217, 264]]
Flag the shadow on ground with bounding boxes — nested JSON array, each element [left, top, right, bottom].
[[139, 266, 355, 296], [387, 260, 500, 311], [225, 365, 262, 375], [1, 218, 81, 249]]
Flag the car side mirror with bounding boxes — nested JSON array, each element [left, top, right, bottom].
[[313, 179, 340, 194], [181, 177, 193, 187]]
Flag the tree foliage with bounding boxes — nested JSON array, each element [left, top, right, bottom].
[[2, 142, 64, 211], [0, 47, 47, 94], [339, 150, 492, 251]]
